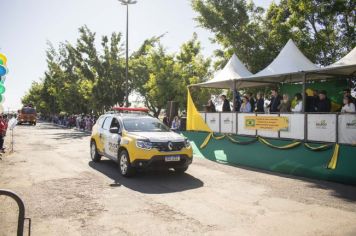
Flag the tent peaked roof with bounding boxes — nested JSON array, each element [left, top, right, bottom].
[[193, 54, 252, 88], [329, 47, 356, 67], [252, 39, 318, 78], [209, 54, 252, 82]]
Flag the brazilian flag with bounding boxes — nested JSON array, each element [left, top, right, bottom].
[[245, 119, 255, 127]]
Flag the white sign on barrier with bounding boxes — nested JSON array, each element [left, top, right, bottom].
[[307, 114, 336, 142], [206, 113, 220, 133], [237, 113, 256, 136], [256, 114, 279, 138], [220, 113, 236, 134], [280, 113, 305, 140], [338, 114, 356, 144]]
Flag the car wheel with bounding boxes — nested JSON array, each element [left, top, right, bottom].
[[90, 141, 101, 162], [174, 166, 188, 174], [118, 150, 135, 177], [33, 122, 36, 126]]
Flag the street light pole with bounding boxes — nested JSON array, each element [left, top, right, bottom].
[[118, 0, 137, 107]]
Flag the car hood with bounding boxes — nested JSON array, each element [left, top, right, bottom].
[[127, 131, 185, 142]]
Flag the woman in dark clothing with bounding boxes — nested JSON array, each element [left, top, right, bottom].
[[255, 93, 264, 112], [205, 99, 216, 112], [221, 95, 231, 112]]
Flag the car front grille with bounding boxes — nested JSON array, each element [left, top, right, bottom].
[[151, 141, 185, 152]]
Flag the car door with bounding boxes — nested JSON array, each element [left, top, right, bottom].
[[106, 118, 122, 160], [95, 116, 106, 153], [101, 116, 113, 157]]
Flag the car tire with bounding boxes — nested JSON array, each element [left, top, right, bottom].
[[90, 141, 101, 162], [118, 150, 135, 177], [174, 166, 188, 174], [33, 122, 36, 126]]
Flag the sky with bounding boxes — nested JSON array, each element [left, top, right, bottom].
[[0, 0, 275, 111]]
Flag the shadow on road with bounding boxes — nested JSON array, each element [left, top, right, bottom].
[[52, 132, 90, 140], [89, 160, 204, 194]]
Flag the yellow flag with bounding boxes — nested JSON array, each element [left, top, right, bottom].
[[186, 88, 212, 132]]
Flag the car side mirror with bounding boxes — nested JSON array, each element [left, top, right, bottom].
[[109, 127, 119, 134]]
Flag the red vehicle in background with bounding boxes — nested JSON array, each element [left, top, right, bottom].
[[18, 106, 37, 125]]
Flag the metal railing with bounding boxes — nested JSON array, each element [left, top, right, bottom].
[[198, 111, 356, 145], [0, 189, 31, 236]]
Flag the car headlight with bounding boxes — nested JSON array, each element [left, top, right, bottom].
[[136, 140, 153, 150], [184, 139, 191, 148]]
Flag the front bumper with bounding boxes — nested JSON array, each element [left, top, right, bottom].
[[131, 155, 193, 169]]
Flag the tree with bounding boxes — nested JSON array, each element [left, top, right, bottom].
[[130, 34, 211, 116], [191, 0, 355, 72]]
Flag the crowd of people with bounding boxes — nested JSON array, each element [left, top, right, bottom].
[[205, 88, 356, 113], [49, 114, 97, 132]]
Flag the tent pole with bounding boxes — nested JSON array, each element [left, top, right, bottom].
[[302, 73, 306, 112], [233, 80, 237, 112]]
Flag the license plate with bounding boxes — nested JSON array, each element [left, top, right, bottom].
[[165, 155, 180, 162]]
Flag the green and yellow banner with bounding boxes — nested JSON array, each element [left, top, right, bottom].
[[244, 116, 289, 131]]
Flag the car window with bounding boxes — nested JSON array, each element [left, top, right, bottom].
[[123, 117, 170, 132], [97, 116, 105, 127], [21, 107, 36, 114], [102, 117, 113, 130], [110, 118, 120, 130]]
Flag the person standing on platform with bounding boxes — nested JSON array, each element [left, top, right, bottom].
[[248, 93, 255, 112], [343, 88, 355, 106], [278, 94, 291, 112], [268, 89, 282, 112], [316, 90, 331, 112], [306, 89, 319, 112], [255, 93, 264, 112], [291, 93, 303, 112], [341, 95, 356, 113], [221, 95, 231, 112], [205, 99, 216, 112], [240, 96, 252, 112], [234, 90, 242, 112]]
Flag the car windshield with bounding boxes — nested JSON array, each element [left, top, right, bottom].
[[123, 117, 170, 132], [21, 107, 36, 114]]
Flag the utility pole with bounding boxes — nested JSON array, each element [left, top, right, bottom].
[[118, 0, 137, 107]]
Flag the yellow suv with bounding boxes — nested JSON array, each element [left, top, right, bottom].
[[90, 108, 193, 177]]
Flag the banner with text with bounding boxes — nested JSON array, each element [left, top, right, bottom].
[[244, 116, 289, 131]]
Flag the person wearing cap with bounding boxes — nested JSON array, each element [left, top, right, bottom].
[[316, 90, 331, 112]]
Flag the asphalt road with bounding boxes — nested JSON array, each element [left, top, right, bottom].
[[1, 122, 356, 236]]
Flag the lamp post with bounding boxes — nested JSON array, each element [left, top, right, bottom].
[[118, 0, 137, 107]]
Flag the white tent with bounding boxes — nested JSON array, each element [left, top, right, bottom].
[[330, 47, 356, 67], [308, 46, 356, 77], [194, 54, 252, 88], [247, 39, 319, 84]]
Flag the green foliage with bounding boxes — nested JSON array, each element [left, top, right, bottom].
[[192, 0, 355, 71], [130, 33, 211, 116], [22, 28, 211, 116], [22, 26, 127, 114]]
